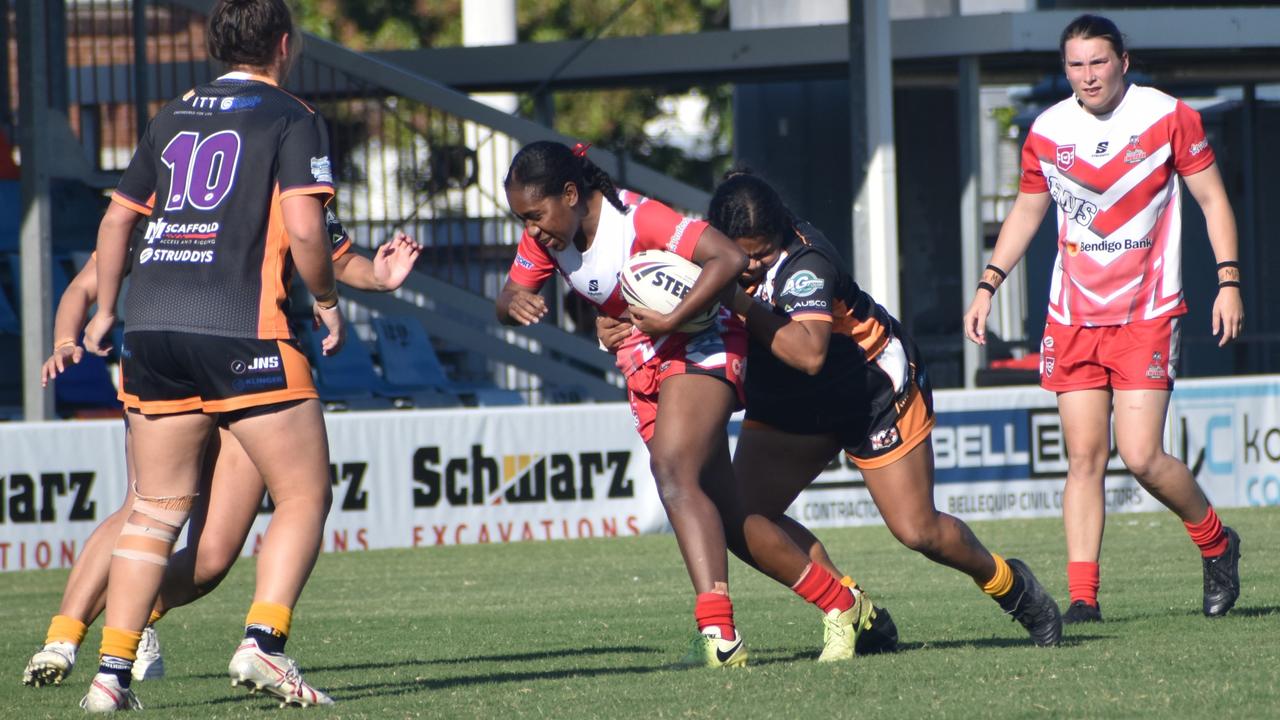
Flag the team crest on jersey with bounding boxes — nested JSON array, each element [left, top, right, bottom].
[[1124, 136, 1148, 165], [869, 427, 900, 452], [1055, 144, 1076, 171], [781, 270, 824, 298]]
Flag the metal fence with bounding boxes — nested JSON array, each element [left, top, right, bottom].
[[8, 0, 712, 403]]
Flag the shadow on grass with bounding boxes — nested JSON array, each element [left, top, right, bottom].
[[185, 645, 662, 681], [164, 657, 679, 707], [1224, 605, 1280, 618]]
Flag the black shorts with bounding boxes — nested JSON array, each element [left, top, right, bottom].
[[120, 331, 316, 415], [744, 335, 936, 470]]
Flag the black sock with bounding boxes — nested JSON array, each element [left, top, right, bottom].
[[245, 624, 287, 655], [98, 655, 133, 688]]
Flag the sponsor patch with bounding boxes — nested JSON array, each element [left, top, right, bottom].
[[1123, 136, 1148, 164], [514, 254, 535, 270], [666, 217, 694, 252], [311, 156, 333, 184], [1189, 138, 1209, 156], [781, 270, 824, 298]]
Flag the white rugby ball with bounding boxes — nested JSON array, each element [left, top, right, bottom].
[[619, 249, 719, 333]]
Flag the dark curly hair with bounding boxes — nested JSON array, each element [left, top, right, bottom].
[[707, 167, 796, 243], [207, 0, 293, 69], [504, 141, 627, 214]]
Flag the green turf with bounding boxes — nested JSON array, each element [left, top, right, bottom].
[[3, 507, 1277, 718]]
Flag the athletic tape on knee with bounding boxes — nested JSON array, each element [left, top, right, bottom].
[[130, 482, 197, 529], [112, 521, 178, 566]]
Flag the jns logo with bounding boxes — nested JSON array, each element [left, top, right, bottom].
[[248, 356, 280, 372]]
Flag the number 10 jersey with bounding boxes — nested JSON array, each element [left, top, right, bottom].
[[112, 72, 336, 339]]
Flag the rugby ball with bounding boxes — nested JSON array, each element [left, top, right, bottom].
[[619, 249, 719, 333]]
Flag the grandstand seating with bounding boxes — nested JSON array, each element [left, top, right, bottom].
[[372, 315, 524, 407], [298, 322, 460, 411]]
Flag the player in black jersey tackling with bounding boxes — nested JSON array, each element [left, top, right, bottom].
[[711, 170, 1062, 649], [80, 0, 342, 711]]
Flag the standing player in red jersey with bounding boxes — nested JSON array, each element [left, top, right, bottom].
[[964, 14, 1244, 624], [23, 219, 421, 690], [77, 0, 346, 711], [497, 140, 765, 667], [601, 170, 1061, 650]]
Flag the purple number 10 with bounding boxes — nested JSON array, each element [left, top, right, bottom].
[[160, 130, 242, 211]]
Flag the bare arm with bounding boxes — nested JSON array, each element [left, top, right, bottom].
[[963, 190, 1052, 345], [42, 257, 99, 386], [1183, 162, 1243, 346], [283, 194, 344, 355], [83, 202, 142, 355], [730, 286, 831, 375], [496, 277, 548, 326], [332, 231, 423, 292]]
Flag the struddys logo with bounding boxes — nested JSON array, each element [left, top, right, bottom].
[[1055, 144, 1076, 171], [412, 445, 635, 507]]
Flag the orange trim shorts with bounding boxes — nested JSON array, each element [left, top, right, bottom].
[[744, 335, 935, 470], [120, 331, 316, 415], [1040, 317, 1179, 393]]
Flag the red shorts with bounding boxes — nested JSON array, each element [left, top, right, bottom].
[[624, 323, 747, 444], [1039, 317, 1180, 393]]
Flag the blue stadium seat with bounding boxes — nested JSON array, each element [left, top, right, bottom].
[[53, 351, 122, 415], [0, 276, 17, 335], [298, 324, 450, 410], [372, 314, 523, 407]]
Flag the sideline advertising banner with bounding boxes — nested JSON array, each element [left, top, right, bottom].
[[2, 376, 1278, 571]]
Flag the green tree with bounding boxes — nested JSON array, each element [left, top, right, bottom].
[[292, 0, 732, 188]]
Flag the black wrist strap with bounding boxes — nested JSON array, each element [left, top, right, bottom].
[[1218, 280, 1241, 289], [977, 281, 997, 295], [985, 263, 1008, 280], [1216, 260, 1240, 271]]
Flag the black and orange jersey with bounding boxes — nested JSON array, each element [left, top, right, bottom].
[[112, 71, 335, 340], [745, 222, 904, 411]]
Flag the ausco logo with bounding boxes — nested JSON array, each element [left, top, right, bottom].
[[0, 472, 97, 523], [1047, 177, 1098, 227], [781, 271, 824, 298], [411, 445, 634, 507]]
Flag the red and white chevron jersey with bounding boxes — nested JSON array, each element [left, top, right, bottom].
[[1020, 85, 1215, 326]]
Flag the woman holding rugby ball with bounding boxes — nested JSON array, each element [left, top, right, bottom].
[[497, 140, 759, 667]]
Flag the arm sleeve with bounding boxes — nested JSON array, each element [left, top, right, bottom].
[[775, 251, 838, 322], [278, 110, 336, 202], [1018, 128, 1050, 194], [112, 123, 158, 216], [506, 231, 556, 289], [1170, 100, 1215, 176], [629, 200, 708, 261], [324, 205, 352, 261]]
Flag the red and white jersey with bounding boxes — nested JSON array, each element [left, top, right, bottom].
[[1021, 85, 1215, 326], [505, 191, 711, 372]]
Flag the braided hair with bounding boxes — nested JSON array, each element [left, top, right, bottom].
[[707, 167, 797, 245], [504, 141, 628, 214]]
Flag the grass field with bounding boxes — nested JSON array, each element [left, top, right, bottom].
[[3, 506, 1278, 719]]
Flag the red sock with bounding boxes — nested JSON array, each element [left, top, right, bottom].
[[1067, 561, 1100, 607], [791, 563, 855, 614], [1184, 506, 1229, 558], [694, 592, 736, 641]]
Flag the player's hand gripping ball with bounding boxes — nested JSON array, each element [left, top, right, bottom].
[[619, 249, 719, 334]]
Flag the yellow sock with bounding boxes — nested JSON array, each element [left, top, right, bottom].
[[245, 601, 292, 638], [148, 609, 165, 626], [980, 554, 1014, 598], [46, 614, 88, 647], [100, 627, 142, 661]]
